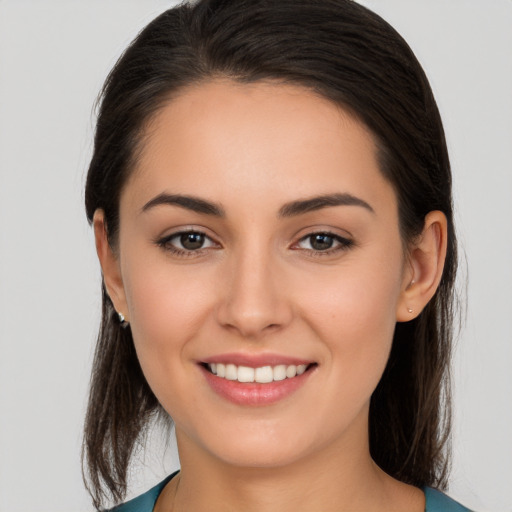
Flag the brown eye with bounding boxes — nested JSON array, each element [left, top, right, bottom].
[[295, 232, 354, 254], [309, 234, 335, 251], [180, 232, 206, 250], [157, 230, 217, 255]]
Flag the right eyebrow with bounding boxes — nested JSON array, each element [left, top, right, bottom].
[[141, 193, 226, 217]]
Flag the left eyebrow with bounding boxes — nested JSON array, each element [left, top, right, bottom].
[[278, 193, 375, 217]]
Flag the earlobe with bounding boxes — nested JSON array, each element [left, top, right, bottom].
[[93, 210, 129, 321], [396, 211, 448, 322]]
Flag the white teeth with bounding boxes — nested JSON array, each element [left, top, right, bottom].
[[207, 362, 309, 383], [237, 366, 255, 383], [225, 364, 237, 380], [255, 366, 273, 383], [286, 365, 297, 378], [273, 365, 287, 381]]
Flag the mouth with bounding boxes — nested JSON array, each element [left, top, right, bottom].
[[202, 362, 313, 383], [199, 357, 317, 406]]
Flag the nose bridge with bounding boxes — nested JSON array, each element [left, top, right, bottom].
[[216, 238, 291, 338]]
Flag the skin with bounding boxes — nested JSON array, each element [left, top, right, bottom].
[[95, 80, 447, 512]]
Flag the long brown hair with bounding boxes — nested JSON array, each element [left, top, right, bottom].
[[83, 0, 457, 509]]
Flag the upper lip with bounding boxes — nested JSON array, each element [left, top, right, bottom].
[[201, 352, 314, 368]]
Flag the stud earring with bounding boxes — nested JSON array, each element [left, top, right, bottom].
[[118, 312, 129, 328], [407, 307, 413, 314]]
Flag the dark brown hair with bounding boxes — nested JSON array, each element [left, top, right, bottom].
[[83, 0, 457, 509]]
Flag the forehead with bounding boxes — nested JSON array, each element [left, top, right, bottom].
[[123, 79, 396, 217]]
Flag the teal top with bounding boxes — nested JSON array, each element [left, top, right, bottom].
[[110, 472, 472, 512]]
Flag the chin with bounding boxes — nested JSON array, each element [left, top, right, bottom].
[[212, 443, 309, 469], [185, 421, 328, 471]]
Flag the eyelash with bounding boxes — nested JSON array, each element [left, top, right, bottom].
[[156, 230, 354, 258], [293, 231, 354, 257], [156, 230, 218, 258]]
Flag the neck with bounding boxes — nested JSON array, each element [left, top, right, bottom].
[[156, 413, 424, 512]]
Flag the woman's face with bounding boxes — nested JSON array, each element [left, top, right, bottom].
[[110, 80, 413, 468]]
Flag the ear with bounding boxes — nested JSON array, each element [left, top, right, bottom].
[[396, 210, 448, 322], [93, 210, 129, 322]]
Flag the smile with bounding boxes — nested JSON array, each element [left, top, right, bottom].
[[200, 357, 316, 405], [207, 363, 308, 383]]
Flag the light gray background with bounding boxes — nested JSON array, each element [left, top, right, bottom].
[[0, 1, 510, 511]]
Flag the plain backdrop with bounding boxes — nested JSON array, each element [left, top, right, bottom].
[[0, 1, 511, 511]]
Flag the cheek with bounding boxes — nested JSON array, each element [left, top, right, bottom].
[[120, 260, 219, 422], [120, 253, 213, 370], [301, 255, 401, 334], [299, 279, 399, 433], [296, 253, 403, 386]]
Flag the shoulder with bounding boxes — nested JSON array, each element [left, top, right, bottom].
[[424, 487, 473, 512], [107, 472, 178, 512]]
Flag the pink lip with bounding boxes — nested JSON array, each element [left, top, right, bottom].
[[201, 352, 313, 368], [199, 361, 316, 407]]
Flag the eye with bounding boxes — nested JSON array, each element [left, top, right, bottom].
[[157, 230, 217, 255], [295, 232, 353, 254], [176, 232, 209, 250]]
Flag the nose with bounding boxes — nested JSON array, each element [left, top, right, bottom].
[[215, 248, 293, 340]]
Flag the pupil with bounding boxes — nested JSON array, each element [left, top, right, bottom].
[[311, 234, 333, 250], [181, 232, 204, 250]]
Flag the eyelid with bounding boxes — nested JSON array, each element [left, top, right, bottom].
[[155, 224, 217, 242]]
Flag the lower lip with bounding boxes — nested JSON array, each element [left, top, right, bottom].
[[200, 365, 314, 406]]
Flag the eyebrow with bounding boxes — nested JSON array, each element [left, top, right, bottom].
[[141, 193, 225, 217], [141, 192, 374, 217], [278, 193, 374, 217]]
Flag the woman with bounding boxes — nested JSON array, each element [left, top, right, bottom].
[[83, 0, 470, 510]]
